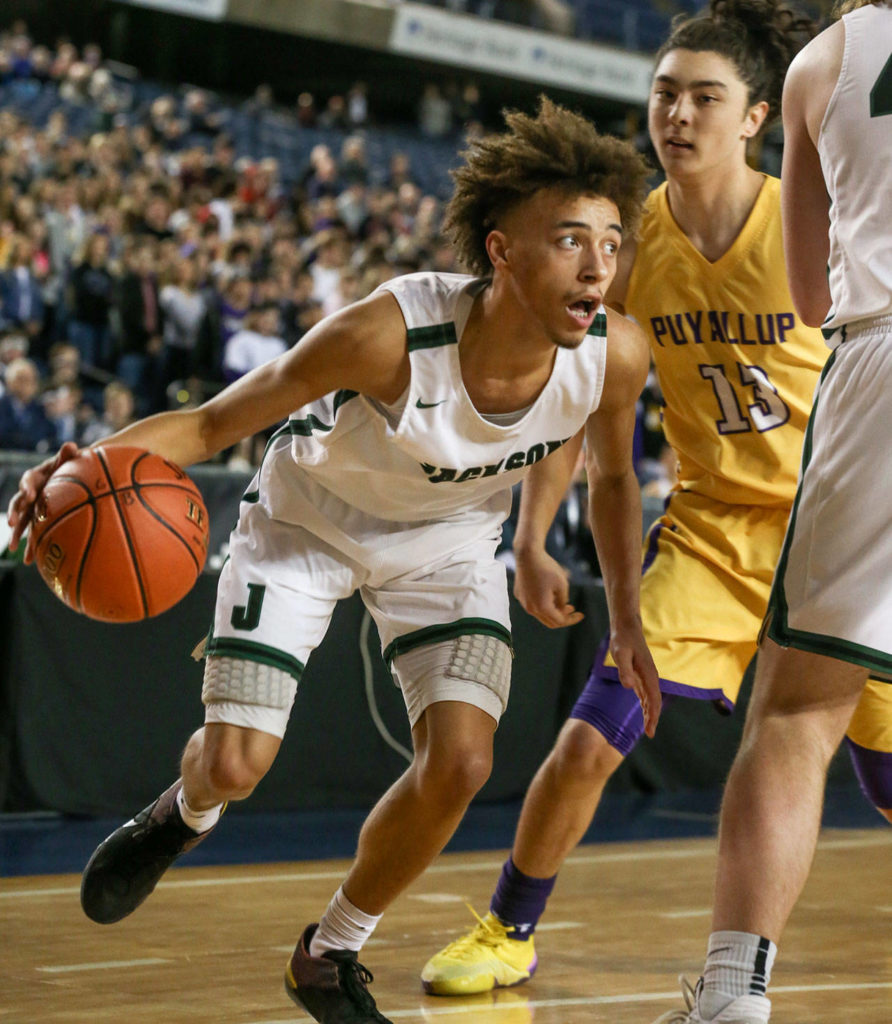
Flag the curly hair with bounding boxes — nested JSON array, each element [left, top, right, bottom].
[[656, 0, 818, 126], [444, 97, 652, 278], [833, 0, 891, 13]]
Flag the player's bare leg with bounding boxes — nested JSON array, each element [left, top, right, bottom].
[[712, 640, 867, 941], [180, 721, 282, 807], [513, 718, 623, 876], [661, 642, 870, 1023], [422, 717, 623, 994], [340, 700, 497, 914], [284, 701, 496, 1023]]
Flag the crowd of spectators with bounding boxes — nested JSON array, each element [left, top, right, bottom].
[[0, 18, 672, 540], [0, 21, 472, 464]]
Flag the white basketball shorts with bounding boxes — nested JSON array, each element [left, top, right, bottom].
[[765, 315, 892, 680], [201, 483, 513, 735]]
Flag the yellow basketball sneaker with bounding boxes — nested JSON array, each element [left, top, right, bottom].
[[421, 908, 537, 996]]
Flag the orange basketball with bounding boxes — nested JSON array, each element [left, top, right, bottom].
[[30, 445, 210, 622]]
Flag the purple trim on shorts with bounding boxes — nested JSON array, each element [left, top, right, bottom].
[[570, 507, 734, 755], [845, 737, 892, 810], [570, 637, 733, 756], [641, 519, 665, 574], [570, 638, 647, 756], [595, 656, 734, 710]]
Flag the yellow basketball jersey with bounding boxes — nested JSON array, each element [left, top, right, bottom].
[[626, 176, 827, 507]]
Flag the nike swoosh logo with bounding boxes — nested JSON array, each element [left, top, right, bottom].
[[416, 399, 448, 409]]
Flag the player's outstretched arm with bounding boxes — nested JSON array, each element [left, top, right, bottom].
[[584, 311, 661, 736], [512, 429, 584, 628], [7, 292, 410, 557], [103, 290, 410, 466]]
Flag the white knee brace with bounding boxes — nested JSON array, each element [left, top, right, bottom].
[[201, 655, 297, 710]]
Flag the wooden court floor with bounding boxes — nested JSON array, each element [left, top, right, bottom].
[[4, 829, 891, 1023]]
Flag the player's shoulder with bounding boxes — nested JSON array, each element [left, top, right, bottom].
[[603, 307, 649, 394], [304, 288, 408, 367], [785, 19, 845, 100], [375, 271, 481, 331], [628, 182, 675, 258], [605, 304, 644, 338], [377, 270, 475, 296], [640, 181, 668, 221]]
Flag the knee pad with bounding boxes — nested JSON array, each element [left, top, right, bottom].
[[394, 633, 513, 728], [201, 654, 297, 710], [446, 632, 513, 690]]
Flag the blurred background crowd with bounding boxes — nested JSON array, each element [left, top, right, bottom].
[[0, 15, 671, 513]]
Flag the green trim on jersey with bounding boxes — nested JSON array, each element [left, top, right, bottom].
[[766, 347, 892, 679], [383, 617, 512, 665], [587, 312, 607, 338], [241, 422, 292, 503], [407, 322, 458, 351], [289, 389, 361, 436], [333, 388, 359, 411], [204, 636, 306, 682], [290, 413, 334, 436]]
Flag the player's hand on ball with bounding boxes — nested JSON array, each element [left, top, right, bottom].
[[27, 445, 209, 622], [7, 441, 80, 563], [514, 546, 584, 629]]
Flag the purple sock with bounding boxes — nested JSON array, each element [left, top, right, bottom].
[[490, 857, 557, 939]]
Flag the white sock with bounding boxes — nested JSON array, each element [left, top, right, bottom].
[[176, 787, 223, 833], [310, 886, 382, 957], [699, 930, 776, 1020]]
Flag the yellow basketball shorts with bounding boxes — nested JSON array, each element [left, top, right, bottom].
[[590, 489, 892, 789], [605, 490, 786, 710]]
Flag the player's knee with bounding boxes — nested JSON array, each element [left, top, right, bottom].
[[199, 728, 276, 799], [550, 720, 623, 787], [418, 743, 492, 806], [202, 751, 263, 799]]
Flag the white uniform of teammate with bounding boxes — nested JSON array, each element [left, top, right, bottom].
[[203, 272, 611, 734], [765, 2, 892, 678]]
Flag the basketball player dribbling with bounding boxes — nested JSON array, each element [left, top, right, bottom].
[[7, 99, 659, 1023]]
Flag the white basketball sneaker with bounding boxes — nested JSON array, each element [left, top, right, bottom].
[[652, 976, 771, 1023]]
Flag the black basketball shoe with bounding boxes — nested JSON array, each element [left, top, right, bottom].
[[80, 780, 222, 924], [284, 924, 393, 1023]]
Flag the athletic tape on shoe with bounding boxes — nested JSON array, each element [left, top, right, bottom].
[[202, 655, 296, 710]]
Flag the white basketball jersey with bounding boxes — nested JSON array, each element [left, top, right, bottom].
[[257, 272, 609, 526], [819, 3, 892, 334]]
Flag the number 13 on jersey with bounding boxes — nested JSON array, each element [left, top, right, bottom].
[[700, 362, 791, 435]]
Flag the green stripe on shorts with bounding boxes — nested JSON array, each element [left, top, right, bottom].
[[383, 617, 512, 665], [766, 614, 892, 678], [204, 636, 306, 682]]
